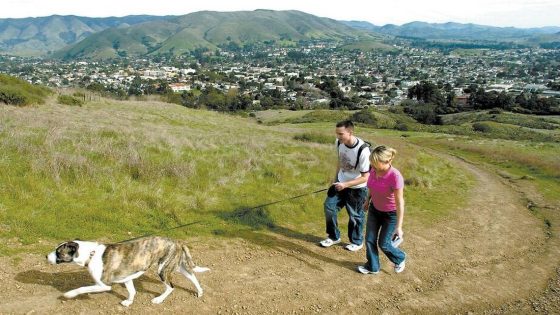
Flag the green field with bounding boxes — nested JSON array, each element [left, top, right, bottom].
[[0, 100, 482, 255]]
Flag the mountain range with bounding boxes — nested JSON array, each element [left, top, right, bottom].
[[0, 10, 558, 59], [343, 20, 560, 41], [0, 15, 169, 56], [55, 10, 378, 60]]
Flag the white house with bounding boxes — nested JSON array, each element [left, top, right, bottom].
[[169, 83, 191, 93]]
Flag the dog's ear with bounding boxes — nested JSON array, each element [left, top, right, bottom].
[[67, 241, 79, 257], [55, 241, 79, 263]]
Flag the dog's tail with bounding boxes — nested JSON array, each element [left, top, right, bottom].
[[180, 243, 210, 273]]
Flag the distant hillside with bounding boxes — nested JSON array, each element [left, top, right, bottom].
[[55, 10, 380, 60], [342, 21, 382, 32], [0, 15, 171, 56], [342, 20, 560, 42], [0, 73, 51, 105]]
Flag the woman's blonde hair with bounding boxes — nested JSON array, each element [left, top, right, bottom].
[[370, 145, 397, 164]]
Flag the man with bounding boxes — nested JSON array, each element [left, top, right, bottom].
[[320, 120, 371, 251]]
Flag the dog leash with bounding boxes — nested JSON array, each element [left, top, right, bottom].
[[117, 187, 329, 243], [244, 187, 328, 210]]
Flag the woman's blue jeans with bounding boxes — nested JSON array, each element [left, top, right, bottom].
[[364, 205, 406, 272], [323, 187, 368, 245]]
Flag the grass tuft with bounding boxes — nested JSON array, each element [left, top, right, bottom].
[[293, 132, 333, 144]]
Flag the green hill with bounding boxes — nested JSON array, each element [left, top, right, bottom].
[[440, 110, 560, 130], [339, 39, 396, 52], [55, 10, 381, 60], [0, 73, 51, 105], [256, 108, 560, 143], [374, 21, 560, 42], [0, 15, 168, 57]]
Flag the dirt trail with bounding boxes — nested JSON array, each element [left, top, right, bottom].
[[1, 151, 559, 314]]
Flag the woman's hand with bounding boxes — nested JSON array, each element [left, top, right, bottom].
[[363, 199, 370, 212], [394, 227, 404, 240]]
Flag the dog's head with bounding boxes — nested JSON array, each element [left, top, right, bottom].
[[47, 241, 79, 265]]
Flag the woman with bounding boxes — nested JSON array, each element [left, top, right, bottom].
[[358, 145, 406, 274]]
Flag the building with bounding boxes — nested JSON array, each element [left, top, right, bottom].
[[169, 83, 190, 93]]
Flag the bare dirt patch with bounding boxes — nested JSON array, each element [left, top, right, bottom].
[[1, 152, 559, 314]]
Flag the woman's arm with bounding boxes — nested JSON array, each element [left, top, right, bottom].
[[363, 190, 371, 212], [394, 187, 405, 238]]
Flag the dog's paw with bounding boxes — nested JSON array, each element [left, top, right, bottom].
[[63, 291, 77, 299], [196, 290, 203, 298], [151, 297, 164, 304], [121, 299, 133, 307]]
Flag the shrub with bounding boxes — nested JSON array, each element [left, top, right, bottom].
[[72, 92, 86, 99], [395, 121, 409, 131], [0, 74, 51, 106], [488, 108, 503, 114], [350, 109, 378, 126], [0, 86, 28, 105], [57, 94, 84, 106], [405, 176, 432, 188], [403, 103, 439, 124], [472, 122, 492, 133]]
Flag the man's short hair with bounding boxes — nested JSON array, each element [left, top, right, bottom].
[[336, 120, 354, 130]]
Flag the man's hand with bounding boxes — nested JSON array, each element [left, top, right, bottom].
[[333, 182, 347, 191]]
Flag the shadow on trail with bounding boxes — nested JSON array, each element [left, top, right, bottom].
[[15, 269, 196, 299], [15, 269, 124, 300], [215, 206, 358, 272]]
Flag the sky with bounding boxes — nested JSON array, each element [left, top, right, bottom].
[[2, 0, 559, 28]]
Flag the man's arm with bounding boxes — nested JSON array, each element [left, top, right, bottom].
[[334, 171, 369, 191]]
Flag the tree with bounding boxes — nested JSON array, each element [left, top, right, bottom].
[[259, 96, 275, 109], [128, 76, 143, 96], [403, 103, 438, 124], [199, 86, 226, 111], [407, 81, 445, 106], [180, 91, 199, 108]]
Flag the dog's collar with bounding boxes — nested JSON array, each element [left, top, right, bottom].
[[84, 250, 95, 267]]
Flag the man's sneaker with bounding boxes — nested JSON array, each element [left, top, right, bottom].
[[345, 243, 363, 252], [319, 238, 341, 247], [357, 265, 379, 275], [395, 259, 406, 273]]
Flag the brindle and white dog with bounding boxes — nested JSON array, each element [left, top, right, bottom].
[[47, 236, 209, 307]]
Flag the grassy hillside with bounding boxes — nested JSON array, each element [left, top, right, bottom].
[[0, 100, 472, 255], [375, 21, 560, 42], [339, 40, 396, 52], [407, 133, 560, 202], [55, 10, 381, 59], [0, 15, 168, 57], [440, 110, 560, 130], [0, 74, 52, 105], [256, 108, 560, 142]]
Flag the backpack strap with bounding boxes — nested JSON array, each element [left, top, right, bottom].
[[354, 142, 370, 169]]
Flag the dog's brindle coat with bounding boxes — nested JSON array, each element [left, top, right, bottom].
[[47, 236, 209, 307]]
